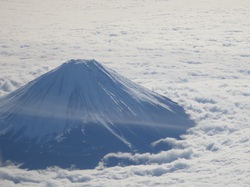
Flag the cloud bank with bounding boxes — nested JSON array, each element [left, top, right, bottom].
[[0, 0, 250, 186]]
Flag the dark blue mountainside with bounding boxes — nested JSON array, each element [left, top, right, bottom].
[[0, 59, 194, 169]]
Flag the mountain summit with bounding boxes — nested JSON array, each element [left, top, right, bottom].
[[0, 59, 194, 169]]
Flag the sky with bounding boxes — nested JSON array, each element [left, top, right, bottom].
[[0, 0, 250, 186]]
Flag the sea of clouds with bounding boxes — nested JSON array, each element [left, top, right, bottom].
[[0, 0, 249, 186]]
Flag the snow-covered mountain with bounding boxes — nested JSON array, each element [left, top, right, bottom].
[[0, 59, 194, 169]]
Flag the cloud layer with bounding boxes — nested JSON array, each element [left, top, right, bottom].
[[0, 0, 250, 186]]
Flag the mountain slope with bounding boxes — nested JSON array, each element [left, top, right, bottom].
[[0, 59, 194, 169]]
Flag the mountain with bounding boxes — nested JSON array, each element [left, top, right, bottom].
[[0, 59, 194, 169]]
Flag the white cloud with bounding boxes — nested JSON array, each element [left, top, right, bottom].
[[0, 0, 250, 186], [151, 137, 188, 149], [98, 149, 193, 168]]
